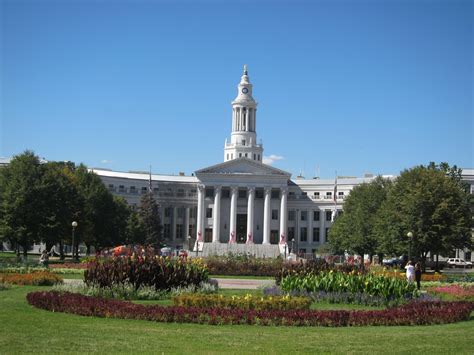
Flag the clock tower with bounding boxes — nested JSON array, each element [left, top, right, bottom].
[[224, 65, 264, 162]]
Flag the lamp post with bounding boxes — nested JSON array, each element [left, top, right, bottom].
[[187, 235, 191, 252], [407, 231, 413, 261], [291, 238, 295, 256], [71, 221, 78, 261]]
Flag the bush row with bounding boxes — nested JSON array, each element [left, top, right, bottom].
[[0, 271, 63, 286], [275, 260, 366, 284], [280, 271, 417, 301], [52, 281, 218, 301], [172, 293, 311, 311], [84, 256, 208, 290], [27, 291, 474, 327], [205, 255, 284, 276]]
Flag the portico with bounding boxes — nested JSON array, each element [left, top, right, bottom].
[[195, 158, 291, 245]]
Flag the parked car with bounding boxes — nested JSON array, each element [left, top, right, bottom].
[[446, 258, 473, 268], [382, 257, 403, 267]]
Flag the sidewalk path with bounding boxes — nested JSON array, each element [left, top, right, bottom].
[[213, 278, 275, 289]]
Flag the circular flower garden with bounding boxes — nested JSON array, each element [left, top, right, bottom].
[[18, 255, 474, 327]]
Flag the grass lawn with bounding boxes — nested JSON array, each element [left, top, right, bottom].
[[1, 286, 473, 353]]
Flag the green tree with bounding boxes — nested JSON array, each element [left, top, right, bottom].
[[328, 176, 392, 262], [39, 161, 82, 256], [138, 192, 162, 247], [374, 165, 471, 265], [0, 151, 44, 258], [125, 210, 146, 245], [75, 165, 129, 254]]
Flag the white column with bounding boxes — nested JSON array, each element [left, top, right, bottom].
[[263, 187, 271, 245], [196, 184, 205, 242], [184, 206, 190, 240], [229, 186, 238, 243], [212, 186, 221, 243], [279, 187, 288, 244], [296, 209, 301, 243], [246, 187, 255, 243], [171, 206, 177, 244], [320, 210, 325, 244], [245, 109, 249, 131]]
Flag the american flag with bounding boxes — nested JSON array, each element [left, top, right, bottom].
[[331, 173, 338, 222]]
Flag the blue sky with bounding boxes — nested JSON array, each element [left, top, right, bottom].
[[1, 0, 472, 178]]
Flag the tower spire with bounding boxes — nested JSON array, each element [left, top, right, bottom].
[[243, 64, 248, 75]]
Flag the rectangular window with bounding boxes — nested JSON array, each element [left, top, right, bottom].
[[326, 192, 332, 199], [313, 211, 320, 221], [245, 153, 248, 158], [163, 224, 171, 239], [222, 189, 230, 198], [302, 192, 307, 196], [326, 211, 332, 221], [176, 189, 185, 197], [141, 186, 147, 194], [239, 153, 242, 157], [129, 186, 136, 193], [301, 211, 307, 221], [119, 185, 125, 193], [238, 189, 247, 199], [288, 227, 295, 241], [338, 191, 344, 197], [288, 210, 295, 221], [177, 207, 184, 218], [313, 228, 320, 242], [176, 224, 183, 239], [272, 209, 278, 220], [313, 192, 320, 198], [242, 140, 246, 146], [300, 227, 307, 242], [205, 188, 214, 198], [271, 190, 280, 199], [253, 154, 256, 160], [258, 154, 260, 161], [165, 207, 171, 218], [108, 184, 114, 191], [255, 189, 264, 199], [206, 208, 213, 218], [189, 207, 197, 218]]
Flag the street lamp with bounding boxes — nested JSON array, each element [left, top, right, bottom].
[[407, 231, 413, 261], [291, 238, 295, 256], [71, 221, 78, 261]]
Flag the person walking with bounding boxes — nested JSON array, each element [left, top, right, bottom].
[[415, 262, 422, 290], [405, 261, 415, 283]]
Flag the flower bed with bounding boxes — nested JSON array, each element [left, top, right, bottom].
[[172, 293, 311, 311], [427, 285, 474, 301], [0, 271, 63, 286], [27, 291, 474, 327], [205, 255, 284, 277], [84, 256, 208, 290], [280, 271, 417, 302], [275, 260, 366, 284], [49, 263, 87, 270]]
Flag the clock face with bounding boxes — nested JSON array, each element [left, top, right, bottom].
[[242, 87, 249, 94]]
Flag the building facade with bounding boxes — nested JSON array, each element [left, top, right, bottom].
[[93, 66, 474, 259]]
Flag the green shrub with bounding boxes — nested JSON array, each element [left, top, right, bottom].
[[172, 293, 311, 311], [84, 256, 208, 291], [280, 271, 417, 301]]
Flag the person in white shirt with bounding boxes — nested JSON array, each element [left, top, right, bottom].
[[405, 261, 415, 283]]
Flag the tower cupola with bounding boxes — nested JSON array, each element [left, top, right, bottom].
[[224, 65, 263, 162]]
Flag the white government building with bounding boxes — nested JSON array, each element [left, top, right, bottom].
[[93, 66, 474, 259]]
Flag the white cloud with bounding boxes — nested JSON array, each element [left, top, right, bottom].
[[101, 159, 112, 164], [263, 154, 284, 165]]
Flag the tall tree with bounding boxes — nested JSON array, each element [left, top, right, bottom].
[[0, 151, 44, 258], [125, 210, 146, 245], [39, 161, 82, 256], [328, 176, 392, 261], [139, 192, 162, 247], [374, 165, 471, 263]]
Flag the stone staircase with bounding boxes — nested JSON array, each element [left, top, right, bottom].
[[197, 243, 281, 258]]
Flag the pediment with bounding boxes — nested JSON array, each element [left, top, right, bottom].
[[195, 158, 291, 177]]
